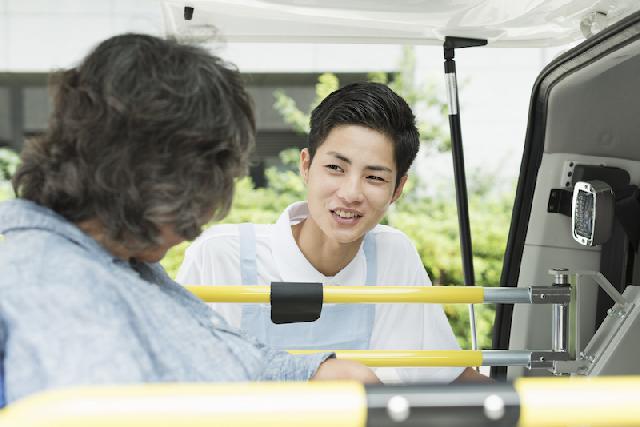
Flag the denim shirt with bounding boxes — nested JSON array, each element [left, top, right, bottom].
[[0, 199, 331, 404]]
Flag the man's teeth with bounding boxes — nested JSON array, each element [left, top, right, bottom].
[[334, 209, 359, 218]]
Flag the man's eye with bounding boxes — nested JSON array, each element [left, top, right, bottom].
[[325, 164, 343, 172], [367, 175, 386, 182]]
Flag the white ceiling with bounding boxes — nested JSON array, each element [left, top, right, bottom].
[[163, 0, 640, 47]]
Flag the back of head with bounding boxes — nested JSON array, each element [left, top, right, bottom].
[[308, 82, 420, 187], [13, 33, 255, 250]]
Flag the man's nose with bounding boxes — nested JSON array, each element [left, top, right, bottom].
[[337, 175, 364, 204]]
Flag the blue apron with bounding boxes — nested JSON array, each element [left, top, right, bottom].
[[0, 357, 5, 408], [239, 223, 376, 350]]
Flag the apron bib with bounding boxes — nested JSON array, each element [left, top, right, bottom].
[[239, 223, 376, 350]]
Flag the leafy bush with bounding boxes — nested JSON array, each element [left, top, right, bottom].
[[390, 180, 513, 348], [0, 148, 19, 202]]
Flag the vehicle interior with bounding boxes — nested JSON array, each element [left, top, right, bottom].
[[1, 1, 640, 425], [495, 14, 640, 379]]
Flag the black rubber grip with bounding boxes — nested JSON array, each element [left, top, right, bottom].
[[270, 282, 323, 324]]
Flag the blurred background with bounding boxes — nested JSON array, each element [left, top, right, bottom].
[[0, 0, 573, 349]]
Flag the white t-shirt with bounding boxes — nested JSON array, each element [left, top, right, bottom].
[[177, 202, 464, 383]]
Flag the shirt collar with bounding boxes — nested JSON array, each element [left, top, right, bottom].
[[0, 199, 120, 262], [269, 201, 366, 285]]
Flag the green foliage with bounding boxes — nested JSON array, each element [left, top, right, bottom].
[[0, 148, 19, 202], [390, 181, 513, 348], [0, 148, 19, 180], [0, 184, 13, 202], [273, 47, 451, 154], [272, 90, 309, 134], [273, 73, 340, 134]]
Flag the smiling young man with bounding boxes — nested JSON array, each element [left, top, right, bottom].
[[178, 82, 488, 383]]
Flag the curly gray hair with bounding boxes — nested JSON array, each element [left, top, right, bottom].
[[13, 33, 255, 250]]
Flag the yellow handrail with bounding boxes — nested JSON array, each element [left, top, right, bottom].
[[288, 349, 483, 367], [2, 377, 640, 426], [0, 382, 366, 427], [186, 285, 485, 304], [516, 376, 640, 427], [188, 285, 269, 303]]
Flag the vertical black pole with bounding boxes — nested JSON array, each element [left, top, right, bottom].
[[444, 47, 476, 288], [443, 37, 487, 354]]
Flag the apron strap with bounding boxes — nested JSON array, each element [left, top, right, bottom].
[[363, 232, 377, 285], [0, 355, 5, 408], [238, 223, 258, 286]]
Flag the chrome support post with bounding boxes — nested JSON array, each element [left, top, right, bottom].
[[550, 268, 570, 353]]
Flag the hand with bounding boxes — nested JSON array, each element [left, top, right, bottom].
[[453, 367, 494, 383], [311, 358, 381, 384]]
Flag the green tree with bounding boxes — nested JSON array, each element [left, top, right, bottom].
[[0, 148, 19, 202], [273, 47, 451, 154], [369, 46, 451, 153]]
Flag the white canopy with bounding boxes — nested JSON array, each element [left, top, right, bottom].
[[163, 0, 640, 47]]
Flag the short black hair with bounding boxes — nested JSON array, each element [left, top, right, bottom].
[[13, 33, 255, 250], [308, 82, 420, 189]]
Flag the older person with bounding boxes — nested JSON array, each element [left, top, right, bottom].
[[0, 33, 377, 406]]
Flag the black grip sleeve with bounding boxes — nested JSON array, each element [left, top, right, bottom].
[[270, 282, 323, 324]]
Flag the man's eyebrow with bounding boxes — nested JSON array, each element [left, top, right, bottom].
[[326, 151, 393, 173], [366, 165, 393, 173], [327, 151, 352, 164]]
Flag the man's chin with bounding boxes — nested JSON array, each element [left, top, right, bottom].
[[330, 229, 367, 246]]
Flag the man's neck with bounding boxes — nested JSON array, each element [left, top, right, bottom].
[[292, 217, 362, 277]]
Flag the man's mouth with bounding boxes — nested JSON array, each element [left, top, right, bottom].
[[330, 208, 363, 223]]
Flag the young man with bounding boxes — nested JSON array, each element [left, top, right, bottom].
[[0, 33, 378, 406], [178, 82, 488, 383]]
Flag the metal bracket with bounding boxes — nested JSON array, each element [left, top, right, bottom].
[[560, 160, 578, 188], [577, 271, 629, 306], [573, 271, 636, 368], [530, 286, 572, 304], [552, 359, 590, 376], [529, 351, 569, 369]]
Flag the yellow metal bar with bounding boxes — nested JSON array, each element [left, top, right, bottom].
[[187, 286, 270, 303], [3, 377, 640, 426], [186, 285, 485, 304], [288, 350, 483, 367], [516, 376, 640, 427], [323, 286, 484, 303], [0, 382, 367, 427]]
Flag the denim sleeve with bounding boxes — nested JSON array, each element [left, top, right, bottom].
[[238, 331, 335, 381], [210, 318, 335, 382], [0, 314, 6, 408], [258, 348, 335, 381]]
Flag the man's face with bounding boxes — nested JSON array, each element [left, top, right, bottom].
[[300, 124, 406, 245]]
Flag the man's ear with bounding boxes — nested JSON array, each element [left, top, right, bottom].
[[391, 175, 408, 204], [299, 148, 311, 184]]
